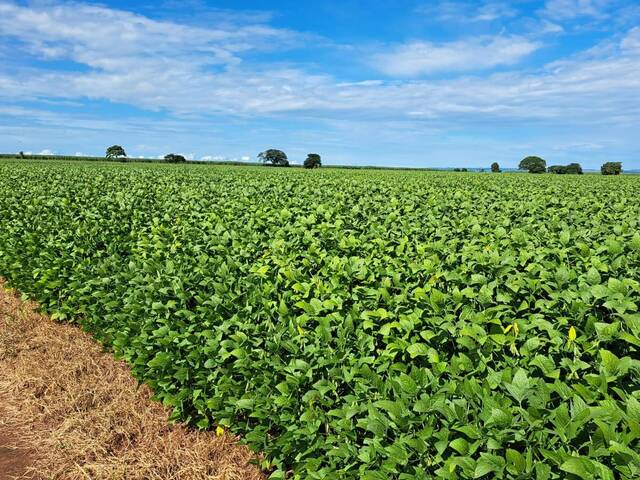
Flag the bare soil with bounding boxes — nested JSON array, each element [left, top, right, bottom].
[[0, 421, 34, 480], [0, 280, 264, 480]]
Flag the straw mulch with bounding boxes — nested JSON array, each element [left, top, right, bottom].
[[0, 280, 264, 480]]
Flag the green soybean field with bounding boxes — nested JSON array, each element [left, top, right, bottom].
[[0, 160, 639, 480]]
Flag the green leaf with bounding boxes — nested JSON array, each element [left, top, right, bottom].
[[505, 368, 530, 403], [560, 457, 596, 479], [590, 284, 609, 300], [406, 343, 430, 359], [396, 374, 418, 395], [486, 408, 512, 427], [600, 349, 620, 375], [375, 400, 406, 420], [506, 449, 526, 475], [585, 267, 601, 285], [530, 355, 559, 379], [449, 438, 469, 455], [385, 443, 409, 464], [147, 351, 171, 368], [474, 453, 505, 478], [236, 398, 254, 409], [627, 397, 640, 420]]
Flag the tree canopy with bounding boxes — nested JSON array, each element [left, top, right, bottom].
[[491, 162, 501, 173], [548, 163, 583, 174], [164, 153, 187, 163], [601, 162, 622, 175], [304, 153, 321, 169], [519, 156, 546, 173], [258, 149, 289, 167], [106, 145, 127, 159]]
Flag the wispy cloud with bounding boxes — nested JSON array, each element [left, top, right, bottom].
[[416, 1, 518, 22], [200, 154, 253, 162], [0, 1, 639, 166], [154, 1, 275, 25], [0, 1, 301, 65], [0, 0, 325, 115], [622, 27, 640, 52], [370, 36, 541, 76], [552, 142, 604, 151], [1, 18, 639, 126], [540, 0, 612, 20]]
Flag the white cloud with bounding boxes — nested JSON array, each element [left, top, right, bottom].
[[622, 27, 640, 52], [0, 0, 638, 139], [1, 29, 638, 127], [552, 142, 604, 151], [371, 36, 541, 76], [0, 1, 300, 66], [0, 1, 310, 116], [475, 2, 517, 21], [539, 21, 565, 34], [38, 149, 54, 155], [541, 0, 612, 20], [199, 155, 253, 162], [416, 1, 518, 22], [336, 80, 384, 87]]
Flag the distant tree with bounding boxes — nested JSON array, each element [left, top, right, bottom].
[[106, 145, 127, 160], [258, 149, 289, 167], [519, 156, 546, 173], [548, 163, 583, 174], [18, 151, 25, 159], [548, 165, 566, 174], [304, 153, 322, 169], [164, 153, 186, 163], [491, 162, 501, 173], [565, 163, 583, 174], [461, 168, 468, 172], [601, 162, 622, 175]]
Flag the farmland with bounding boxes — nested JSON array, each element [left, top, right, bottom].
[[0, 160, 639, 479]]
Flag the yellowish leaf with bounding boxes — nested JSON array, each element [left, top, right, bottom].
[[568, 326, 577, 343]]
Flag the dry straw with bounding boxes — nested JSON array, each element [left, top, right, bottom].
[[0, 280, 264, 480]]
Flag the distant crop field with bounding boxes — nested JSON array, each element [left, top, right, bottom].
[[0, 160, 639, 479]]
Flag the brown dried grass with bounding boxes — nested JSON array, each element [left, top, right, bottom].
[[0, 280, 264, 480]]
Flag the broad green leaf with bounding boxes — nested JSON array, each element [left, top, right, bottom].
[[406, 343, 430, 359], [474, 453, 505, 478], [560, 457, 596, 479]]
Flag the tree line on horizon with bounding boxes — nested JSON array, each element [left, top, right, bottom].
[[508, 156, 623, 175], [13, 147, 624, 174], [257, 149, 321, 169], [104, 146, 322, 169]]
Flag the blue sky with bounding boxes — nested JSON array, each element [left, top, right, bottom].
[[0, 0, 639, 168]]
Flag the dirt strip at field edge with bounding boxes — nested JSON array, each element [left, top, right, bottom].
[[0, 279, 264, 480]]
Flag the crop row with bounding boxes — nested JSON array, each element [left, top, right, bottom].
[[0, 161, 638, 479]]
